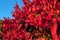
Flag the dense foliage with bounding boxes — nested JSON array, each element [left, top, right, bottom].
[[0, 0, 60, 40]]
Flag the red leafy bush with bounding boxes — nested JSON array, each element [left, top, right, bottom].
[[0, 0, 60, 40]]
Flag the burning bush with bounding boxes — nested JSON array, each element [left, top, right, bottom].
[[0, 0, 60, 40]]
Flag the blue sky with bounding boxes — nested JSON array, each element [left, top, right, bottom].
[[0, 0, 24, 20]]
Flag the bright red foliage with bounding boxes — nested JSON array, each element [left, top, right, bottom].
[[0, 0, 60, 40]]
